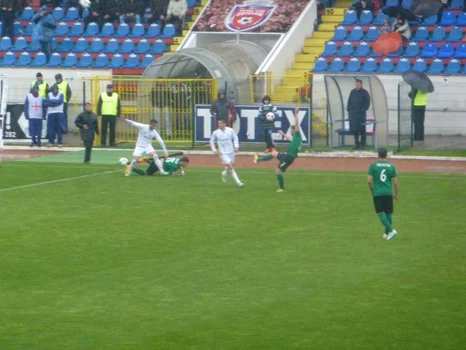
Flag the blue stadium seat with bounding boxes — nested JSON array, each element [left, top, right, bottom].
[[0, 37, 12, 51], [346, 58, 361, 72], [10, 37, 27, 52], [160, 24, 176, 38], [88, 38, 104, 53], [73, 37, 89, 53], [384, 0, 399, 6], [93, 53, 109, 68], [20, 7, 34, 20], [108, 54, 124, 68], [387, 46, 403, 57], [354, 42, 370, 57], [25, 22, 33, 35], [373, 12, 388, 26], [440, 12, 456, 26], [146, 24, 161, 38], [456, 12, 466, 26], [312, 58, 328, 72], [69, 22, 84, 36], [437, 43, 454, 58], [329, 58, 344, 72], [56, 37, 73, 52], [123, 54, 140, 68], [342, 10, 357, 25], [103, 38, 119, 53], [412, 27, 429, 42], [394, 58, 410, 73], [130, 23, 145, 38], [84, 22, 99, 37], [0, 52, 15, 66], [455, 43, 466, 58], [331, 26, 347, 41], [187, 0, 195, 8], [362, 58, 377, 72], [348, 26, 364, 41], [53, 7, 64, 21], [30, 52, 46, 67], [139, 54, 155, 69], [120, 39, 135, 53], [428, 59, 444, 74], [15, 52, 31, 67], [412, 58, 427, 72], [365, 26, 379, 42], [77, 53, 92, 68], [405, 42, 420, 57], [378, 58, 394, 73], [450, 0, 463, 8], [358, 11, 373, 25], [27, 40, 41, 52], [82, 8, 89, 19], [447, 26, 463, 42], [55, 22, 69, 36], [62, 53, 78, 67], [14, 21, 23, 35], [430, 27, 446, 42], [322, 41, 337, 57], [114, 23, 130, 38], [402, 0, 412, 8], [100, 23, 115, 37], [421, 43, 437, 58], [46, 53, 62, 67], [423, 16, 438, 26], [339, 41, 354, 57], [446, 59, 461, 74], [134, 39, 150, 54], [65, 7, 79, 21], [150, 40, 166, 54]]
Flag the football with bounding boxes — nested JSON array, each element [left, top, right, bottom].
[[265, 112, 275, 121], [119, 157, 129, 165], [79, 0, 91, 9]]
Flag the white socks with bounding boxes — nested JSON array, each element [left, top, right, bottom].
[[153, 155, 164, 173], [128, 159, 137, 174], [231, 169, 242, 185]]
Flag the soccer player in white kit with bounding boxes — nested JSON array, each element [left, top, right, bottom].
[[210, 119, 244, 187], [120, 116, 169, 176]]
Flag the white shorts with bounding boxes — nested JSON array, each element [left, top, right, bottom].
[[133, 145, 156, 157], [220, 152, 235, 164]]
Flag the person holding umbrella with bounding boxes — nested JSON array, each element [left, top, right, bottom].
[[347, 79, 371, 150], [393, 16, 411, 41]]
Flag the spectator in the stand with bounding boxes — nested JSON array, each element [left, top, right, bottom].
[[143, 0, 169, 26], [24, 85, 47, 148], [75, 103, 99, 164], [31, 72, 49, 99], [120, 0, 141, 24], [354, 0, 374, 20], [55, 73, 72, 134], [40, 0, 60, 8], [102, 0, 121, 24], [1, 0, 17, 40], [380, 19, 393, 35], [32, 5, 57, 63], [84, 0, 103, 29], [166, 0, 188, 33], [393, 16, 411, 41], [210, 91, 236, 128]]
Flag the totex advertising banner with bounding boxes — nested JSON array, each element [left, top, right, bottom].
[[195, 105, 310, 144]]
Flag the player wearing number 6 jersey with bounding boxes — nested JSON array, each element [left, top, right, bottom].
[[210, 119, 244, 187], [368, 148, 399, 241], [120, 116, 169, 176]]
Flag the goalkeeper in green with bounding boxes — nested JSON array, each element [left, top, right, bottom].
[[130, 156, 190, 176]]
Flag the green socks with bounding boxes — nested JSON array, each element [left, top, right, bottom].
[[386, 213, 392, 226], [132, 168, 146, 176], [277, 174, 284, 190], [259, 154, 273, 161], [378, 213, 393, 233]]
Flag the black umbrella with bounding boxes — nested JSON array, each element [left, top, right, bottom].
[[402, 71, 435, 93], [397, 7, 418, 21], [413, 0, 443, 18], [383, 6, 399, 17]]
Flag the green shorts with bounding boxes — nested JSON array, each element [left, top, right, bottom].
[[276, 153, 295, 172]]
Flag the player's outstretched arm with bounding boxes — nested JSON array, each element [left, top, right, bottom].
[[153, 129, 169, 157], [278, 130, 292, 141], [294, 106, 300, 130]]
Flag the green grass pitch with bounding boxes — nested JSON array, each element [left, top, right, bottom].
[[1, 156, 466, 349]]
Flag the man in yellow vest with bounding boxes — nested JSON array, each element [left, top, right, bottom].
[[30, 72, 48, 99], [55, 73, 72, 133], [409, 88, 428, 141], [97, 84, 121, 147]]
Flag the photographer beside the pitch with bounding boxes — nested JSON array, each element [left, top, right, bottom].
[[258, 95, 279, 153]]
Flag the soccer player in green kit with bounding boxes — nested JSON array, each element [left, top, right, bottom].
[[368, 148, 399, 240], [253, 106, 302, 192], [130, 156, 190, 176]]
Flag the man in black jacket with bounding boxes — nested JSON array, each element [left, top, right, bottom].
[[347, 79, 371, 149], [102, 0, 121, 24], [120, 0, 141, 24], [84, 0, 102, 29], [1, 0, 16, 39], [75, 103, 99, 163]]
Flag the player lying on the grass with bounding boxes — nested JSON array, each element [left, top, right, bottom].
[[119, 116, 169, 176], [210, 119, 244, 187], [368, 147, 399, 241], [253, 106, 302, 192], [130, 156, 190, 176]]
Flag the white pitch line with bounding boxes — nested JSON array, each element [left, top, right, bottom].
[[0, 170, 120, 193]]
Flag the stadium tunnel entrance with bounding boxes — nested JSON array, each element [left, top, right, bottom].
[[142, 41, 268, 104]]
